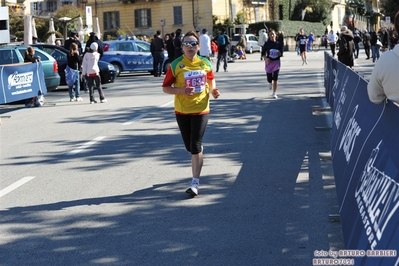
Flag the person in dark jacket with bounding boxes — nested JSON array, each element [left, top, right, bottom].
[[353, 29, 362, 58], [66, 43, 82, 101], [337, 26, 355, 69], [261, 29, 283, 99], [64, 31, 82, 54], [24, 46, 41, 107], [85, 32, 103, 59], [166, 32, 175, 61], [150, 30, 165, 77], [174, 29, 183, 59], [362, 30, 371, 59], [370, 31, 381, 63]]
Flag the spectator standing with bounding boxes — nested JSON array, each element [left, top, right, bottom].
[[66, 43, 82, 102], [307, 32, 315, 51], [380, 27, 390, 52], [337, 26, 355, 69], [199, 28, 212, 59], [64, 31, 82, 54], [216, 28, 230, 72], [82, 42, 107, 104], [166, 32, 175, 61], [362, 30, 371, 59], [327, 30, 338, 57], [277, 31, 285, 56], [150, 30, 165, 77], [174, 29, 183, 59], [370, 31, 381, 63], [86, 32, 103, 59], [353, 30, 362, 58], [24, 46, 41, 107], [367, 11, 399, 104], [162, 31, 220, 196], [258, 29, 268, 60], [236, 32, 246, 58]]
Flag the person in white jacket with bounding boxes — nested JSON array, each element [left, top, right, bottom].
[[199, 28, 211, 59], [367, 11, 399, 104], [258, 29, 268, 60], [82, 42, 107, 104]]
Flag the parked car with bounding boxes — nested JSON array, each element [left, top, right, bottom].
[[231, 34, 262, 54], [101, 40, 170, 76], [0, 45, 61, 91], [31, 44, 116, 85]]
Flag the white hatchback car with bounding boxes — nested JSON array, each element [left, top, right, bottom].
[[231, 34, 262, 53]]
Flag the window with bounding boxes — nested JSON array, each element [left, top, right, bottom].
[[46, 2, 57, 12], [104, 11, 120, 30], [134, 9, 151, 28], [279, 5, 283, 20], [62, 1, 72, 5], [173, 6, 182, 25]]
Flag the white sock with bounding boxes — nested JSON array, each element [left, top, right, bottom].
[[192, 177, 200, 184]]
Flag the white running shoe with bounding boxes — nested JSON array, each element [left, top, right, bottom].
[[76, 97, 83, 102], [70, 98, 76, 102], [100, 99, 107, 103], [269, 83, 272, 90], [272, 92, 278, 99], [186, 180, 199, 196]]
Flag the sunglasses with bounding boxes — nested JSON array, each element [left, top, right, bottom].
[[182, 41, 199, 47]]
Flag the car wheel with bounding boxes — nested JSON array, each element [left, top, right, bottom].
[[112, 63, 122, 76], [248, 47, 253, 54]]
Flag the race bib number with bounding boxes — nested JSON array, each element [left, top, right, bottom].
[[184, 70, 206, 93], [269, 49, 279, 59]]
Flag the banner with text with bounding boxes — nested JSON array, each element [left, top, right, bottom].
[[325, 54, 399, 266], [0, 62, 47, 104]]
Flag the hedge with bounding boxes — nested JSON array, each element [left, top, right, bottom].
[[248, 20, 327, 37]]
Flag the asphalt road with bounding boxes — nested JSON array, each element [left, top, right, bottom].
[[0, 48, 376, 265]]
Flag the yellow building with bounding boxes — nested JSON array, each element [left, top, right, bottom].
[[84, 0, 268, 38]]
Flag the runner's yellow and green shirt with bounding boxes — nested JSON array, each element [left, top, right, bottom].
[[162, 55, 214, 115]]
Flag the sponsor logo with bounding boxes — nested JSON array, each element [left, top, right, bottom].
[[339, 105, 361, 163], [7, 71, 34, 90], [355, 141, 399, 249]]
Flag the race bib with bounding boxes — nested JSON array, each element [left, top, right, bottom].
[[184, 70, 207, 93], [269, 49, 280, 59]]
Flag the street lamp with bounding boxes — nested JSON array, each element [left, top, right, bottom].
[[57, 17, 72, 41]]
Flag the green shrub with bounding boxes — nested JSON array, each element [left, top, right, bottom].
[[249, 20, 327, 37]]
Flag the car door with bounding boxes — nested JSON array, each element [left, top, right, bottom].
[[113, 41, 136, 71], [248, 35, 261, 51], [132, 41, 153, 71]]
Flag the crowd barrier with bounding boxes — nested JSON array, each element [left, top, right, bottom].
[[0, 62, 47, 104], [324, 52, 399, 265]]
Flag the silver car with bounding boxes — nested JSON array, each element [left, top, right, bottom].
[[231, 34, 262, 54]]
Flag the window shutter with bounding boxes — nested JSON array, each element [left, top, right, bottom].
[[103, 12, 108, 30], [147, 9, 151, 27], [116, 12, 120, 28], [134, 10, 139, 27]]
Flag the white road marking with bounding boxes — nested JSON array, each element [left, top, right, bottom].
[[159, 100, 173, 107], [122, 114, 148, 125], [0, 176, 36, 198], [67, 136, 106, 155]]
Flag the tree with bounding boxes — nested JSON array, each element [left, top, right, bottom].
[[291, 0, 331, 24], [54, 5, 83, 39], [9, 11, 24, 39], [382, 0, 399, 23]]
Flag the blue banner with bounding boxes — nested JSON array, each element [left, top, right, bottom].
[[0, 62, 47, 104], [325, 55, 399, 265]]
